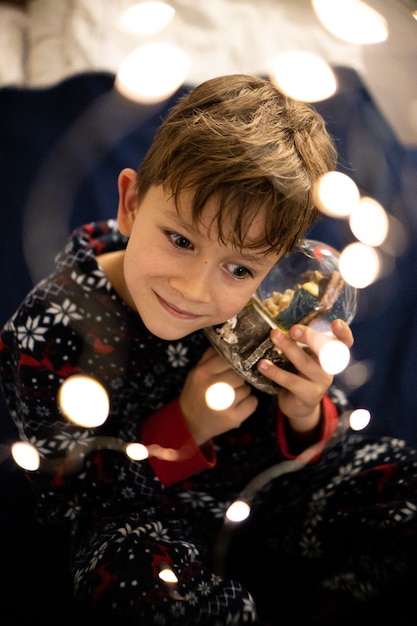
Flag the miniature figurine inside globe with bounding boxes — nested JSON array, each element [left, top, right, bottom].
[[203, 239, 358, 394]]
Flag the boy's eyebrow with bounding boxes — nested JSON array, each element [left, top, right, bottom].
[[164, 208, 193, 231], [165, 208, 276, 266]]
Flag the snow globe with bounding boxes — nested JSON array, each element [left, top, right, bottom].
[[203, 239, 358, 393]]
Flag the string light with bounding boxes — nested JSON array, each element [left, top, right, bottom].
[[269, 51, 337, 102], [349, 196, 389, 246], [158, 564, 179, 584], [312, 0, 388, 44], [298, 326, 351, 376], [157, 564, 187, 600], [8, 435, 195, 476], [339, 242, 381, 288], [120, 2, 175, 36], [115, 43, 190, 103], [11, 441, 40, 471], [125, 442, 149, 461], [349, 408, 371, 431], [318, 339, 351, 375], [225, 499, 251, 522], [58, 374, 110, 428], [205, 382, 235, 411], [315, 171, 360, 218]]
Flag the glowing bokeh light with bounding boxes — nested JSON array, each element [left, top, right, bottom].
[[269, 51, 337, 102], [120, 2, 175, 36], [383, 214, 408, 257], [349, 196, 389, 246], [115, 43, 190, 103], [205, 382, 235, 411], [226, 499, 251, 522], [349, 408, 371, 431], [312, 0, 388, 44], [343, 360, 372, 389], [158, 566, 178, 584], [11, 441, 40, 471], [318, 339, 351, 375], [301, 328, 351, 376], [339, 242, 380, 288], [125, 442, 149, 461], [59, 375, 110, 428], [315, 171, 360, 218]]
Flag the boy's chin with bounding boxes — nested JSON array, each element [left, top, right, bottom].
[[142, 313, 240, 342], [144, 320, 205, 341]]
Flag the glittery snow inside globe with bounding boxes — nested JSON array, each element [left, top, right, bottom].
[[203, 239, 358, 394]]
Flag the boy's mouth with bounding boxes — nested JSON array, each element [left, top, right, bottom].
[[155, 292, 202, 320]]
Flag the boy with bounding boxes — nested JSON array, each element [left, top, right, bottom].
[[1, 74, 415, 625]]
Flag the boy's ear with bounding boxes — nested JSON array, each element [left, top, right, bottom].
[[117, 168, 139, 237]]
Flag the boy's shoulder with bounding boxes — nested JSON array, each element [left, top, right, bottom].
[[2, 220, 127, 337]]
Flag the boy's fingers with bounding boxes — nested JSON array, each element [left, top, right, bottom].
[[331, 319, 354, 348]]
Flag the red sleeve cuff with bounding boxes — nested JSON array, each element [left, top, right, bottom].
[[141, 398, 216, 486], [277, 394, 339, 460]]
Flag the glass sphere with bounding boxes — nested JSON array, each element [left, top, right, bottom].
[[253, 239, 358, 334], [203, 239, 358, 394]]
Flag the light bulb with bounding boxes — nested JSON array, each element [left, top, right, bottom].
[[115, 43, 190, 103], [226, 499, 251, 522], [205, 382, 235, 411], [11, 441, 40, 471], [318, 339, 351, 375], [312, 0, 388, 44], [158, 565, 178, 584], [349, 408, 371, 431], [125, 442, 149, 461], [270, 51, 337, 102], [120, 2, 175, 36], [315, 171, 360, 218], [339, 242, 380, 288], [59, 375, 110, 428], [349, 196, 389, 246]]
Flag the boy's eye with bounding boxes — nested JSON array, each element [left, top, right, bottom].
[[168, 232, 193, 249], [227, 263, 253, 279]]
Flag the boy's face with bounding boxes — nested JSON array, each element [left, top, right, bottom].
[[117, 170, 281, 341]]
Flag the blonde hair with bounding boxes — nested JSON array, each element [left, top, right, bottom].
[[135, 74, 337, 255]]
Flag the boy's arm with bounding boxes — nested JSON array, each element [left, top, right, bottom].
[[0, 311, 188, 521], [277, 393, 340, 459], [141, 398, 216, 486]]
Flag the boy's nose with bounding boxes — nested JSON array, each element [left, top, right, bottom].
[[170, 263, 212, 303]]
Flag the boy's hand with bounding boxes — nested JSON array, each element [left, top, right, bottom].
[[257, 319, 353, 439], [180, 347, 258, 447]]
